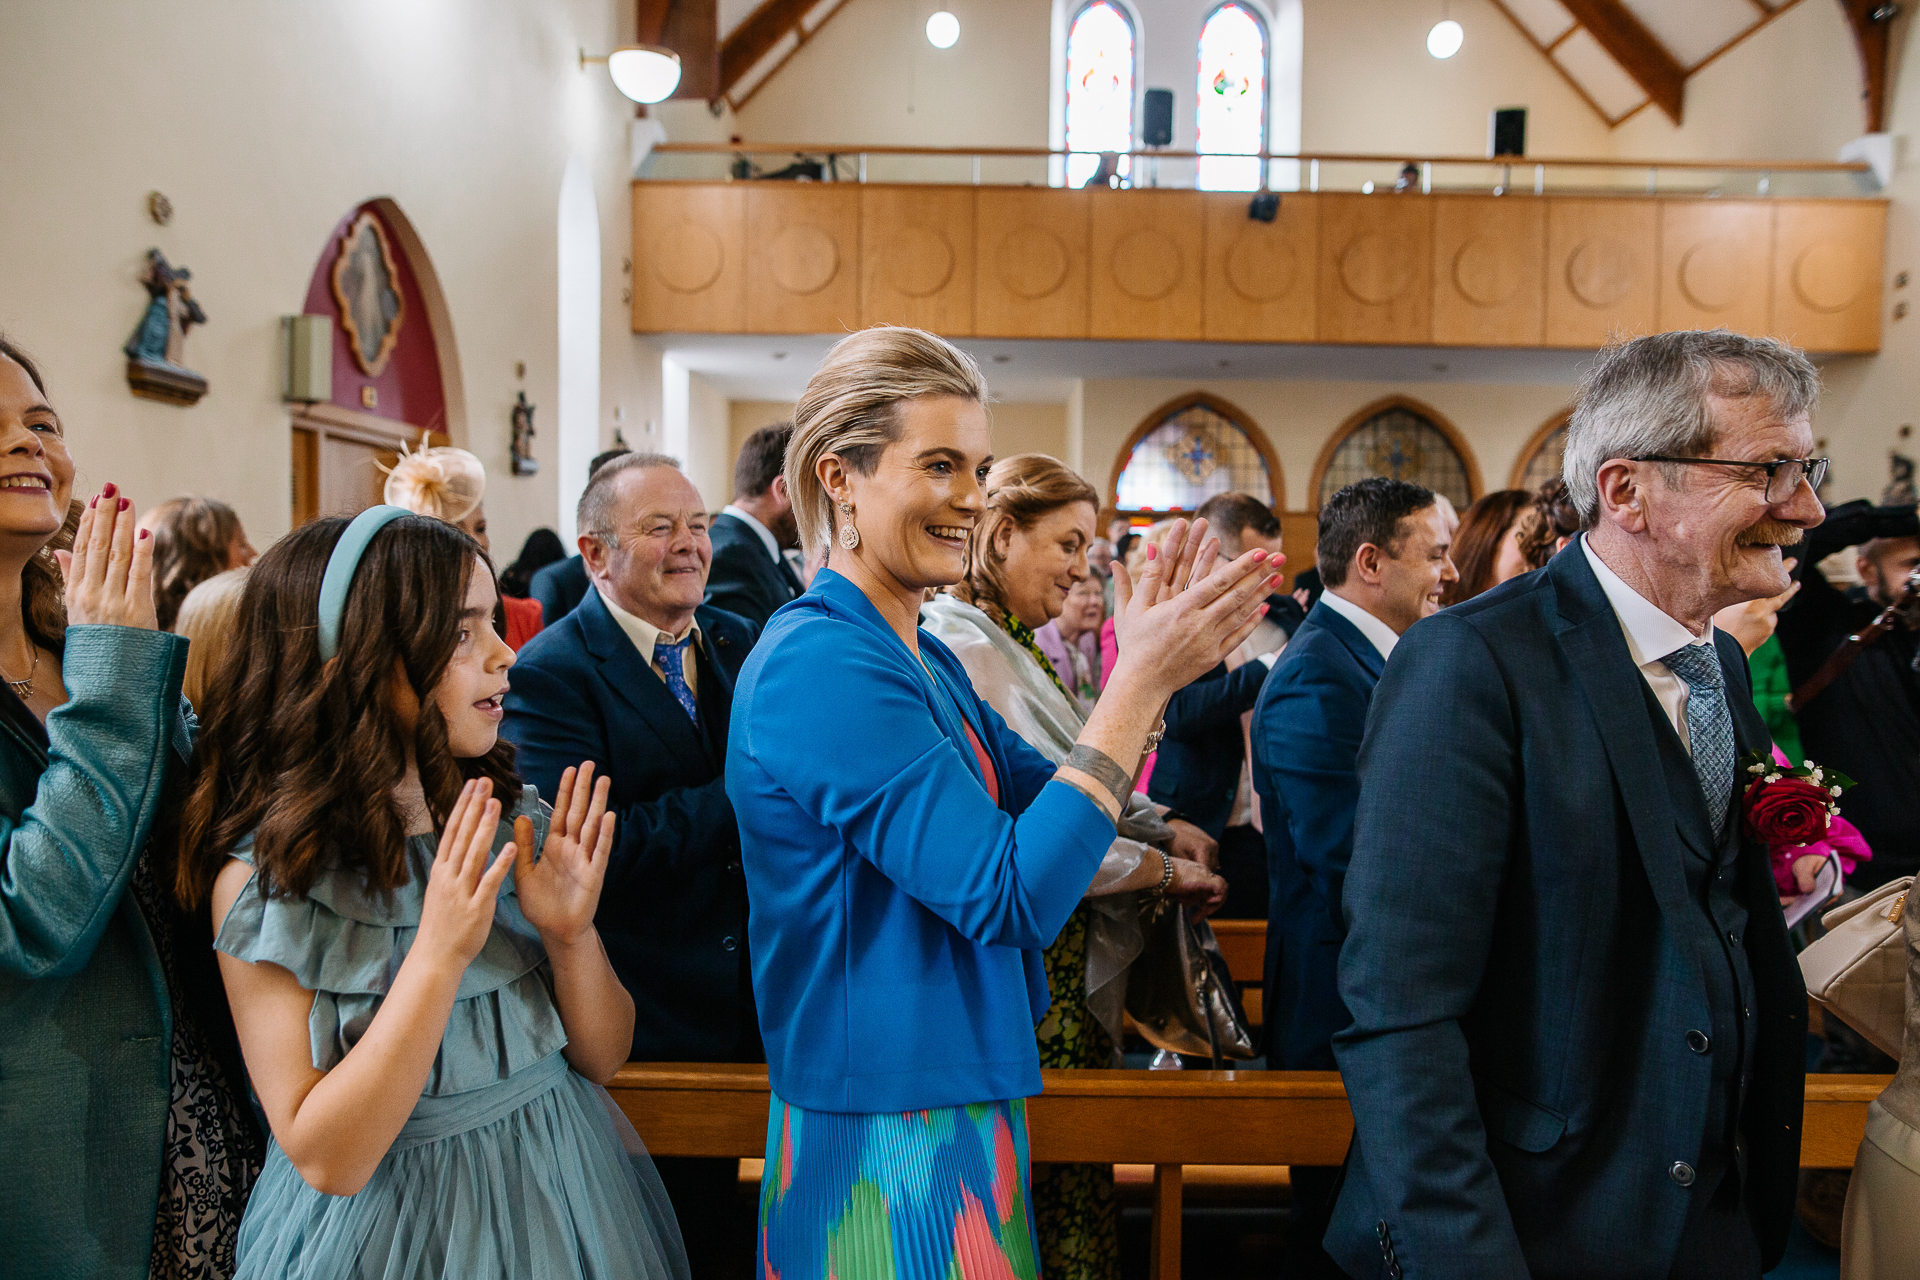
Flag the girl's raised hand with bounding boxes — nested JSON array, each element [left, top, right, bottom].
[[414, 778, 513, 970], [514, 763, 616, 948], [55, 482, 158, 630]]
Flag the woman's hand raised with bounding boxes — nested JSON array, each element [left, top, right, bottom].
[[54, 482, 157, 630], [1107, 518, 1281, 700], [413, 779, 514, 972], [513, 762, 616, 949]]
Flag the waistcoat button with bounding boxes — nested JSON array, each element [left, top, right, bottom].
[[1670, 1161, 1696, 1187]]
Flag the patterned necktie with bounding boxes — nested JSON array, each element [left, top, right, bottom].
[[1662, 641, 1735, 839], [655, 635, 699, 723]]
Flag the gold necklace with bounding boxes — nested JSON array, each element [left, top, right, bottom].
[[2, 643, 38, 700]]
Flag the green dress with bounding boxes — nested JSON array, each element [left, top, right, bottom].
[[1749, 635, 1803, 764]]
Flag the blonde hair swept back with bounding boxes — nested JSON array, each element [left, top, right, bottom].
[[785, 326, 988, 560], [948, 454, 1099, 622]]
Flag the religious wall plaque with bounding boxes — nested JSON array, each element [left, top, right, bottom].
[[331, 211, 406, 377]]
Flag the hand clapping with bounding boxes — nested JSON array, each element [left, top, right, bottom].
[[513, 763, 617, 949], [55, 482, 158, 631], [1107, 517, 1282, 694], [415, 779, 515, 970]]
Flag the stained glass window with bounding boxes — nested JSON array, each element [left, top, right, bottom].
[[1115, 402, 1273, 513], [1066, 0, 1135, 190], [1519, 422, 1568, 493], [1196, 3, 1267, 193], [1318, 406, 1473, 509]]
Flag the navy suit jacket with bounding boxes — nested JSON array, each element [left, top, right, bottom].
[[704, 513, 800, 631], [1249, 601, 1384, 1071], [1329, 547, 1805, 1279], [501, 588, 762, 1063], [528, 555, 592, 626], [1147, 660, 1267, 837]]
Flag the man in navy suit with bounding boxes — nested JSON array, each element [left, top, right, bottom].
[[705, 422, 804, 629], [1251, 477, 1455, 1277], [527, 447, 630, 625], [1331, 331, 1827, 1279], [502, 452, 758, 1273], [1148, 492, 1301, 915]]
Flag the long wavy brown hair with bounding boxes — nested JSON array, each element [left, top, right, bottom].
[[175, 514, 519, 908], [0, 336, 83, 654], [147, 496, 244, 632], [1441, 488, 1532, 606]]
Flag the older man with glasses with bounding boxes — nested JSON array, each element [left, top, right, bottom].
[[1327, 330, 1825, 1280]]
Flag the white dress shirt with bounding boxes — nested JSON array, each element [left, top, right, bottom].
[[1318, 589, 1400, 662], [1580, 534, 1715, 754], [595, 587, 701, 701], [721, 503, 781, 565]]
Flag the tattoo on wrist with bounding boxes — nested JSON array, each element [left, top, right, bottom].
[[1065, 744, 1133, 813]]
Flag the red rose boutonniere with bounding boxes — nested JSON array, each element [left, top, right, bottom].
[[1741, 751, 1851, 846]]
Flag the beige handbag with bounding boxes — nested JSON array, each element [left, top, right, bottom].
[[1799, 875, 1913, 1060]]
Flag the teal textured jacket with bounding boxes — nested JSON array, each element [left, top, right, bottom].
[[0, 626, 191, 1280]]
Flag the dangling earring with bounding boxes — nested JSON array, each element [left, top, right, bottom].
[[838, 501, 860, 551]]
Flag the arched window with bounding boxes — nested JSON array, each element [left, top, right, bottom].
[[1112, 395, 1279, 516], [1196, 2, 1267, 193], [1314, 399, 1478, 510], [1512, 413, 1570, 493], [1065, 1, 1135, 190]]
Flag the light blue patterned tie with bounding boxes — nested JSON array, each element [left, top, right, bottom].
[[1662, 641, 1735, 839], [655, 635, 699, 723]]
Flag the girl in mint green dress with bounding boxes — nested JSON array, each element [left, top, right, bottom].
[[177, 510, 688, 1280]]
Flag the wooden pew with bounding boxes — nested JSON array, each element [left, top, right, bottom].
[[608, 1063, 1888, 1280]]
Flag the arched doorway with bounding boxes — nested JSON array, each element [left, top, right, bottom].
[[1107, 391, 1283, 521], [1511, 409, 1571, 492], [1308, 395, 1481, 511], [290, 198, 465, 524]]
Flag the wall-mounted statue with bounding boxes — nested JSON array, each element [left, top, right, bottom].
[[1886, 451, 1917, 507], [510, 390, 539, 476], [124, 248, 208, 406]]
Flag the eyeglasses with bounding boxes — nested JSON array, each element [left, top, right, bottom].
[[1629, 455, 1829, 505]]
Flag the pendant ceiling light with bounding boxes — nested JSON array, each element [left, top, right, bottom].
[[926, 11, 960, 49], [581, 45, 683, 104], [1427, 17, 1463, 58]]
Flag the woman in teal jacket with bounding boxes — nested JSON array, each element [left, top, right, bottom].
[[0, 338, 260, 1279]]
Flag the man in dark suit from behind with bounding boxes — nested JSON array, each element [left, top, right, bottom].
[[1147, 492, 1298, 916], [1251, 477, 1455, 1278], [705, 422, 804, 629], [1331, 331, 1826, 1279], [528, 447, 630, 625], [502, 452, 758, 1274]]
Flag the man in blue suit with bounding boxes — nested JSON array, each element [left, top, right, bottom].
[[502, 452, 758, 1273], [705, 422, 804, 629], [1251, 477, 1456, 1277], [1330, 331, 1827, 1279], [527, 447, 630, 624]]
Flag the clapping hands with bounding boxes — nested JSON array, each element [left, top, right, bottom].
[[513, 763, 617, 949]]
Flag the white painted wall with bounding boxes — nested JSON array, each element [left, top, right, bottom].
[[557, 156, 602, 547], [0, 0, 644, 561]]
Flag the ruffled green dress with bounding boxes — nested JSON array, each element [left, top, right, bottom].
[[214, 786, 690, 1280]]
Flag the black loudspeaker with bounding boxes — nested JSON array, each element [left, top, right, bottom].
[[1143, 89, 1174, 147], [1248, 192, 1280, 222], [1490, 107, 1526, 158]]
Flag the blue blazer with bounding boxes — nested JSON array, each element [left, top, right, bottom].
[[528, 555, 592, 626], [1329, 547, 1805, 1279], [1249, 601, 1384, 1071], [704, 512, 801, 630], [502, 588, 762, 1062], [728, 570, 1113, 1113]]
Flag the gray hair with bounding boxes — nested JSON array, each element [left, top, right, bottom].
[[1562, 330, 1819, 525], [576, 451, 682, 546]]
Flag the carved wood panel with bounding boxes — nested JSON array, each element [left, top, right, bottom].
[[1314, 195, 1432, 345], [1657, 201, 1773, 337], [1432, 196, 1545, 347], [858, 186, 976, 335], [745, 184, 861, 334], [1544, 199, 1658, 348], [975, 188, 1091, 338], [632, 184, 747, 333], [1770, 200, 1885, 353], [1202, 192, 1315, 343], [1088, 191, 1205, 341]]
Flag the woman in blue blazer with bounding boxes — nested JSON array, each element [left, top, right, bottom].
[[728, 326, 1279, 1280]]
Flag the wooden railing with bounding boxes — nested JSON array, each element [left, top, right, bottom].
[[608, 1063, 1889, 1280], [631, 181, 1886, 351]]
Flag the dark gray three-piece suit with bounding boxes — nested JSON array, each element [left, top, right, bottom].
[[1329, 544, 1807, 1279]]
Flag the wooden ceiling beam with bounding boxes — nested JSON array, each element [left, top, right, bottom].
[[635, 0, 718, 101], [719, 0, 825, 102], [1836, 0, 1897, 132], [1557, 0, 1689, 124]]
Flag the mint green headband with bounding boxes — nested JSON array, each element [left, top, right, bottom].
[[317, 505, 412, 661]]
